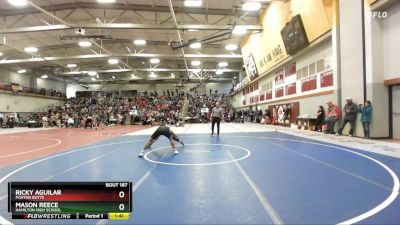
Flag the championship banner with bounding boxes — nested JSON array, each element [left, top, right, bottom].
[[245, 54, 258, 80]]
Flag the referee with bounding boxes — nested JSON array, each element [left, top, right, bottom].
[[138, 124, 184, 157], [211, 102, 223, 136]]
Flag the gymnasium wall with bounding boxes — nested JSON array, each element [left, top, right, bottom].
[[0, 93, 65, 112], [382, 2, 400, 81], [231, 40, 336, 117], [0, 68, 67, 93], [66, 84, 89, 98], [81, 82, 232, 97], [37, 77, 66, 93], [231, 0, 338, 124], [0, 69, 30, 87], [240, 0, 334, 77]]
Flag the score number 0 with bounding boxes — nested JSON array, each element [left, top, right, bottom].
[[118, 191, 125, 211]]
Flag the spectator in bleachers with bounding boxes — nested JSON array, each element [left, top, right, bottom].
[[67, 116, 74, 128]]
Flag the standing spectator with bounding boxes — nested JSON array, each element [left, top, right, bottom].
[[249, 107, 255, 123], [264, 108, 271, 124], [359, 100, 372, 139], [325, 101, 341, 134], [315, 106, 325, 132], [85, 114, 93, 129], [271, 107, 278, 125], [42, 114, 49, 128], [0, 114, 3, 128], [257, 108, 263, 123], [14, 115, 20, 127], [282, 105, 291, 127], [67, 116, 74, 128], [337, 97, 358, 137]]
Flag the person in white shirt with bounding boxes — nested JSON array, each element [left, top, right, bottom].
[[42, 115, 48, 128], [67, 117, 74, 128]]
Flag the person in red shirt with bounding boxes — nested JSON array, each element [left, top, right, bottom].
[[325, 101, 341, 134]]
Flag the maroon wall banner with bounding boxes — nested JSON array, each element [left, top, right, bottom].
[[260, 94, 265, 101], [266, 91, 273, 100], [286, 83, 297, 95], [275, 87, 284, 98], [320, 71, 333, 88], [275, 70, 284, 85], [301, 75, 317, 92]]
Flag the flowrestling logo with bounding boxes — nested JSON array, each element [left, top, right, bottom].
[[372, 11, 388, 19]]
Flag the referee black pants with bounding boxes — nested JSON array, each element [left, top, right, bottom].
[[211, 117, 221, 135]]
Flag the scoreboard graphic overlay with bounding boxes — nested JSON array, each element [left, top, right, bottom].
[[8, 182, 132, 220]]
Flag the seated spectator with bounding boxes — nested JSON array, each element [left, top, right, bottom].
[[325, 101, 341, 134]]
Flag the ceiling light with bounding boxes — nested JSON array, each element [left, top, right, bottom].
[[24, 47, 38, 53], [95, 18, 103, 24], [88, 71, 97, 76], [108, 58, 119, 65], [218, 62, 228, 67], [184, 0, 202, 7], [234, 76, 237, 79], [78, 41, 92, 47], [40, 74, 48, 79], [216, 70, 224, 75], [188, 29, 198, 32], [150, 58, 160, 64], [189, 42, 201, 49], [97, 0, 116, 3], [111, 75, 116, 79], [134, 39, 147, 45], [225, 44, 238, 51], [171, 73, 175, 78], [8, 0, 27, 6], [149, 72, 157, 78], [91, 77, 97, 81], [67, 64, 77, 68], [232, 26, 247, 35], [242, 2, 262, 11], [17, 69, 26, 74], [0, 52, 3, 56], [191, 61, 201, 66]]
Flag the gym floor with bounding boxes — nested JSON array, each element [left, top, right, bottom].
[[0, 123, 399, 225]]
